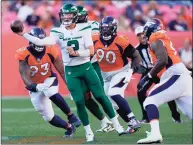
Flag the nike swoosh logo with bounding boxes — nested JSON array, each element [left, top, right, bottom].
[[86, 67, 90, 70]]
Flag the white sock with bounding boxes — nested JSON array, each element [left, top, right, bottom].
[[111, 116, 124, 133], [127, 112, 134, 118], [101, 116, 110, 128], [150, 120, 160, 134], [84, 124, 93, 135]]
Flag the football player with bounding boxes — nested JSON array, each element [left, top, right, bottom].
[[76, 5, 114, 132], [137, 18, 192, 144], [15, 27, 81, 137], [14, 4, 126, 142], [135, 26, 182, 124], [93, 16, 141, 132]]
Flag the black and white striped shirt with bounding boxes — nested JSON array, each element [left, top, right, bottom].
[[136, 43, 153, 69]]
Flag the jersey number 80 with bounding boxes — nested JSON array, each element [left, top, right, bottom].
[[97, 49, 116, 64]]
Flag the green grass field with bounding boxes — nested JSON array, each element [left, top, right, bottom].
[[2, 97, 192, 144]]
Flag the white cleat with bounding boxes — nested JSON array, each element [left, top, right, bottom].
[[137, 131, 163, 144], [115, 125, 125, 136], [85, 133, 94, 142], [96, 122, 115, 133]]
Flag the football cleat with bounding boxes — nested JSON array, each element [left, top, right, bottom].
[[172, 117, 183, 123], [139, 119, 149, 124], [137, 131, 163, 144], [123, 126, 135, 134], [96, 122, 115, 133], [64, 124, 76, 137], [85, 133, 95, 142], [68, 114, 82, 128], [128, 117, 141, 131]]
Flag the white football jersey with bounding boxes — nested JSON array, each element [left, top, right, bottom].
[[88, 20, 100, 34], [50, 23, 93, 66], [88, 20, 100, 63]]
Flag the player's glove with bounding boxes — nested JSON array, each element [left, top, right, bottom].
[[137, 73, 153, 92], [26, 83, 37, 92], [26, 83, 49, 92]]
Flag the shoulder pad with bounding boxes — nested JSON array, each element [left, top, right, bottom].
[[78, 23, 91, 32], [50, 27, 63, 35], [15, 47, 29, 61], [149, 30, 167, 43]]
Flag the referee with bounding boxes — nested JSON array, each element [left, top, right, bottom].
[[135, 26, 182, 123]]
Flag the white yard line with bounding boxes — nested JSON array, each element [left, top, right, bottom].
[[2, 107, 76, 112], [1, 96, 71, 100]]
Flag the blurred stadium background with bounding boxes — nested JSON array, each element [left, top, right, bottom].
[[1, 0, 192, 144], [2, 0, 192, 97]]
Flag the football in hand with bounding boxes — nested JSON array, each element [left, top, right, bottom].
[[10, 20, 24, 33]]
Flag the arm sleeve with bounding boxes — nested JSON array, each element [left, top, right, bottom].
[[23, 33, 57, 46], [83, 26, 94, 48], [122, 44, 136, 59]]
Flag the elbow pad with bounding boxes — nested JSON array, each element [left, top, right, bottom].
[[26, 83, 37, 92]]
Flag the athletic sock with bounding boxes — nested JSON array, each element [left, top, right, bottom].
[[110, 116, 124, 133], [145, 104, 159, 121], [150, 119, 160, 134], [50, 93, 71, 115], [111, 95, 132, 115], [84, 124, 93, 135], [49, 115, 68, 129], [145, 104, 160, 134], [101, 116, 110, 128]]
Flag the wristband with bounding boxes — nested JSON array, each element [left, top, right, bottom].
[[26, 83, 37, 92], [77, 49, 90, 57]]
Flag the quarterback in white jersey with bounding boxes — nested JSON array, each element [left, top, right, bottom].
[[76, 5, 115, 133], [15, 4, 127, 143]]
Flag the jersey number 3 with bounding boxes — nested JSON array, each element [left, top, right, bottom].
[[30, 63, 49, 76], [97, 49, 116, 64], [67, 40, 79, 57]]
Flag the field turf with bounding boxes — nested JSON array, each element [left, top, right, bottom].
[[2, 97, 192, 144]]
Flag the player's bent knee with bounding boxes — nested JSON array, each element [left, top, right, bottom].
[[43, 114, 55, 122], [143, 97, 158, 109]]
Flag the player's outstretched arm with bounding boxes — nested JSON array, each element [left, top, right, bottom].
[[22, 33, 57, 46], [53, 56, 66, 83], [10, 20, 57, 46], [149, 40, 168, 77]]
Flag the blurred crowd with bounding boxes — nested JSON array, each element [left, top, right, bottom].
[[2, 0, 192, 32]]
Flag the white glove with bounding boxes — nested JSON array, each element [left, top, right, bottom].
[[36, 83, 49, 92], [123, 69, 133, 83]]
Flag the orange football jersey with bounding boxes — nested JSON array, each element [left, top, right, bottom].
[[93, 34, 130, 72], [148, 30, 181, 78], [15, 46, 60, 83]]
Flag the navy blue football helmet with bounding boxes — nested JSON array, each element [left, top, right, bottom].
[[143, 18, 164, 40], [29, 27, 46, 52], [99, 16, 117, 41]]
